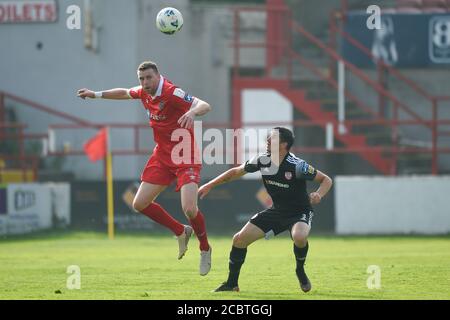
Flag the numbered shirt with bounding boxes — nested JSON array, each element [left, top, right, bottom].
[[244, 153, 317, 212], [128, 76, 199, 167]]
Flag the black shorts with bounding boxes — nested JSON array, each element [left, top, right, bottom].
[[249, 208, 314, 239]]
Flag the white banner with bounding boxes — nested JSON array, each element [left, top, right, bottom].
[[5, 183, 51, 235], [0, 183, 71, 235]]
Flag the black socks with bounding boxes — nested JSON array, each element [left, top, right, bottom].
[[294, 242, 309, 282], [226, 246, 247, 287]]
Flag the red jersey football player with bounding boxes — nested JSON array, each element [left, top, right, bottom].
[[77, 61, 212, 276]]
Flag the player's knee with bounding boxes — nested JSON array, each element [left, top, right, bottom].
[[293, 233, 308, 247], [232, 232, 246, 247], [132, 197, 148, 212], [182, 204, 198, 218]]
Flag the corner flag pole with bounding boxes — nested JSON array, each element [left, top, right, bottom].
[[106, 126, 115, 240]]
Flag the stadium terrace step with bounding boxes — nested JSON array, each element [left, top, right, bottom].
[[278, 84, 392, 174], [396, 151, 433, 164], [363, 130, 396, 146], [238, 78, 392, 174], [382, 148, 433, 174], [291, 80, 337, 100]]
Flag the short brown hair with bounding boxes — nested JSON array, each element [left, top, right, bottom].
[[273, 127, 294, 150], [138, 61, 159, 73]]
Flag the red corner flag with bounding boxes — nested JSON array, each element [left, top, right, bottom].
[[84, 128, 107, 162]]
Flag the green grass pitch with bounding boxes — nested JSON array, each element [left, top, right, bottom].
[[0, 231, 449, 300]]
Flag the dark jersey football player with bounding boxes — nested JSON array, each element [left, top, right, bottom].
[[199, 127, 332, 292]]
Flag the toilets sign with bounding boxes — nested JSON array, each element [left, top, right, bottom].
[[0, 1, 57, 23]]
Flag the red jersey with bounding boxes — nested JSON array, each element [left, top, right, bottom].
[[128, 76, 201, 168]]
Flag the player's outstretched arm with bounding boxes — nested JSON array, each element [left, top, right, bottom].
[[309, 170, 333, 205], [77, 88, 132, 100], [198, 164, 247, 199]]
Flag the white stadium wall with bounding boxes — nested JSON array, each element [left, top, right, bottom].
[[335, 176, 450, 234]]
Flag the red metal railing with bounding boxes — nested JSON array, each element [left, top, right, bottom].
[[0, 123, 40, 181], [328, 7, 450, 174], [41, 120, 450, 161], [2, 1, 449, 177], [290, 20, 443, 175], [231, 2, 449, 174], [1, 91, 92, 126], [0, 91, 93, 181], [231, 3, 291, 80], [292, 21, 427, 125]]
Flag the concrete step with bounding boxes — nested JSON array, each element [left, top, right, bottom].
[[294, 46, 330, 63], [390, 151, 433, 174], [321, 103, 374, 120], [396, 152, 433, 163], [291, 80, 337, 100], [271, 50, 331, 81], [364, 131, 395, 146]]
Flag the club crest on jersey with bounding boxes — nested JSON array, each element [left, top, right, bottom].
[[285, 171, 293, 180]]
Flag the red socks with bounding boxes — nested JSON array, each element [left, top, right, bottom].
[[140, 203, 184, 236], [140, 204, 210, 252], [189, 211, 210, 251]]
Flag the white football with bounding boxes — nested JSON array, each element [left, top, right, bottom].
[[156, 7, 183, 35]]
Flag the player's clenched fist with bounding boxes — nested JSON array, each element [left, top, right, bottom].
[[77, 88, 95, 99], [309, 192, 322, 205]]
